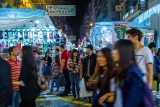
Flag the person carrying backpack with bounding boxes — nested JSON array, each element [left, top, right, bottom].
[[99, 40, 155, 107]]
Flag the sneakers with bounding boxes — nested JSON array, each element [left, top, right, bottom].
[[59, 92, 68, 96], [47, 92, 53, 95]]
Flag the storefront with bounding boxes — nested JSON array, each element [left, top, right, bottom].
[[88, 21, 154, 50], [0, 8, 68, 59]]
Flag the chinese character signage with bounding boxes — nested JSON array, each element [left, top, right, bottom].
[[47, 5, 76, 16], [112, 22, 129, 44]]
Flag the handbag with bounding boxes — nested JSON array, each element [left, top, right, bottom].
[[80, 78, 93, 98]]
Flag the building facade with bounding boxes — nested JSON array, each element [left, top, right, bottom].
[[82, 0, 120, 38]]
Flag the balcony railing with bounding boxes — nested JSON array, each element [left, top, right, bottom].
[[123, 3, 147, 20]]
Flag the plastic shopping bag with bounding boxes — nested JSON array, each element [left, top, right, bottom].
[[80, 78, 93, 98]]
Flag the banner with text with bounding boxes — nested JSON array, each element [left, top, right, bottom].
[[112, 22, 129, 44], [47, 5, 76, 16]]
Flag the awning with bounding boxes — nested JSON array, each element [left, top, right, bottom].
[[0, 8, 45, 19], [0, 8, 55, 30]]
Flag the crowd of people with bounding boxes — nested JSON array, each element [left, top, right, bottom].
[[0, 28, 160, 107]]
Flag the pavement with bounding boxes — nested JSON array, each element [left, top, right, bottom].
[[36, 87, 92, 107]]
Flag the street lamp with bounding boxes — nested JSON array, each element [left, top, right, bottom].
[[89, 22, 94, 27]]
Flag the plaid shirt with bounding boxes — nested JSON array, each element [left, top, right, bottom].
[[68, 58, 81, 73]]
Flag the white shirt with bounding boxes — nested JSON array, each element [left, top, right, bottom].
[[135, 47, 153, 81]]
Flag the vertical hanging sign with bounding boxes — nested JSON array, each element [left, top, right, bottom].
[[112, 22, 129, 44]]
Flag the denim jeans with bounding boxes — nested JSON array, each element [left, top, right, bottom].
[[50, 77, 59, 92], [69, 72, 80, 98], [12, 91, 20, 107]]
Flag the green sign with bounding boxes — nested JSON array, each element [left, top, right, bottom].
[[47, 5, 76, 16]]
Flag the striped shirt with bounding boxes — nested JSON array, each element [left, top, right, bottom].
[[7, 58, 21, 91]]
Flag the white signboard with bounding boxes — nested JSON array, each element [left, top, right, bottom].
[[47, 5, 76, 16], [112, 22, 129, 44]]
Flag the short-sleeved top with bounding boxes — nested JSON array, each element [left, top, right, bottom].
[[68, 58, 81, 73], [61, 50, 70, 70], [135, 47, 153, 81], [7, 58, 21, 91]]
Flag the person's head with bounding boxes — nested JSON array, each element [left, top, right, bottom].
[[45, 52, 49, 57], [156, 48, 160, 57], [8, 46, 19, 57], [148, 42, 156, 53], [72, 49, 78, 57], [33, 50, 39, 58], [96, 50, 99, 54], [55, 55, 60, 66], [71, 49, 79, 63], [113, 39, 136, 83], [20, 46, 36, 69], [97, 48, 113, 69], [55, 48, 59, 54], [97, 48, 114, 93], [60, 44, 65, 52], [112, 39, 136, 68], [126, 28, 143, 44], [86, 45, 93, 54]]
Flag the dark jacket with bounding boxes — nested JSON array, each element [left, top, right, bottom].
[[43, 56, 52, 66], [19, 63, 40, 100], [0, 58, 13, 107], [82, 53, 97, 77], [154, 56, 160, 73], [120, 65, 145, 107]]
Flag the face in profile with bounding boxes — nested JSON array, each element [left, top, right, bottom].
[[97, 51, 107, 67], [127, 34, 137, 44], [19, 50, 23, 58], [112, 49, 120, 62], [86, 48, 90, 54]]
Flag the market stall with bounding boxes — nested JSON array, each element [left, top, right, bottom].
[[0, 8, 67, 58]]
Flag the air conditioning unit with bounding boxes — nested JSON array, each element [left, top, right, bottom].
[[116, 5, 124, 11]]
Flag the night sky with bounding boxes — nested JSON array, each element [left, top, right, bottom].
[[66, 0, 91, 38]]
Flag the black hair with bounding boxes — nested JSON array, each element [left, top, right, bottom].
[[156, 48, 160, 56], [114, 39, 137, 84], [45, 52, 49, 58], [55, 55, 61, 67], [55, 48, 59, 52], [126, 28, 143, 41], [21, 46, 37, 71], [8, 46, 17, 56], [97, 48, 114, 93], [148, 42, 156, 49], [60, 44, 65, 49], [71, 49, 79, 64]]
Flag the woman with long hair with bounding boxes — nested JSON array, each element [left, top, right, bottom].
[[67, 49, 82, 100], [42, 52, 52, 87], [88, 48, 114, 107], [99, 40, 153, 107], [19, 46, 40, 107], [48, 55, 61, 95]]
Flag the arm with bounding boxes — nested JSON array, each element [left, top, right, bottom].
[[61, 59, 65, 70], [146, 63, 153, 88], [0, 63, 13, 105], [67, 59, 71, 70], [80, 63, 83, 78]]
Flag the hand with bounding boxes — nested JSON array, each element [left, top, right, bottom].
[[80, 75, 82, 80], [87, 78, 94, 86], [98, 93, 114, 105]]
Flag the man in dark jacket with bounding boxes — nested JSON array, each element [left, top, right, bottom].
[[0, 57, 13, 107], [83, 45, 97, 80]]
